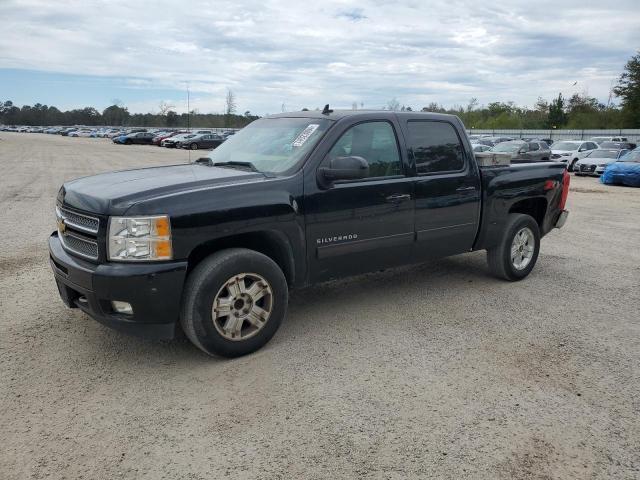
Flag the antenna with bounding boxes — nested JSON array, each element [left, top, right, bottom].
[[322, 104, 333, 115]]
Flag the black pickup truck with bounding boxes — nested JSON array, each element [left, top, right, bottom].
[[49, 110, 570, 357]]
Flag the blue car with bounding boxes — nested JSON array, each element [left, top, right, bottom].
[[600, 148, 640, 187]]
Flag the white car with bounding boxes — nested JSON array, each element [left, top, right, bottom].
[[69, 129, 95, 137], [471, 143, 492, 152], [574, 149, 630, 176], [550, 140, 599, 171], [589, 136, 628, 145]]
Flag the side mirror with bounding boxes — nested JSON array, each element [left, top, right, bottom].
[[518, 148, 527, 154], [318, 156, 369, 185], [193, 157, 210, 165]]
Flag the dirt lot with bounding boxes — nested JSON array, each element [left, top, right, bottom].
[[1, 132, 639, 479]]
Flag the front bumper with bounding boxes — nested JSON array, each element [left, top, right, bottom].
[[555, 210, 569, 229], [49, 232, 188, 340]]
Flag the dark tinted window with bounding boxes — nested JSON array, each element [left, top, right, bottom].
[[407, 121, 465, 174], [528, 142, 539, 151], [327, 121, 402, 178]]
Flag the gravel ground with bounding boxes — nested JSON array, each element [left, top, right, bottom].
[[1, 132, 639, 479]]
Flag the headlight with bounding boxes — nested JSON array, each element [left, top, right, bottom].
[[108, 215, 172, 261], [561, 153, 571, 156]]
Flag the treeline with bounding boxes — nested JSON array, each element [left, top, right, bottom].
[[0, 101, 259, 128], [415, 93, 628, 130]]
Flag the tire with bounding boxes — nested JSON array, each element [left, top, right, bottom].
[[125, 139, 132, 145], [568, 158, 578, 172], [190, 143, 199, 150], [487, 214, 540, 281], [180, 248, 288, 357]]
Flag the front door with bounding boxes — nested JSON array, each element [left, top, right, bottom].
[[304, 119, 414, 283]]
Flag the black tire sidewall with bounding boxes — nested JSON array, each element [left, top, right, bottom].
[[501, 215, 541, 280], [184, 250, 288, 357], [190, 143, 198, 150]]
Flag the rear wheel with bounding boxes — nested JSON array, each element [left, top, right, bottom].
[[487, 214, 540, 281], [180, 248, 288, 357]]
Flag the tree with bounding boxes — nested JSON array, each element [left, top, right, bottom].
[[548, 93, 567, 128], [166, 110, 179, 127], [102, 104, 129, 126], [386, 98, 400, 111], [158, 101, 174, 116], [225, 89, 237, 127], [225, 89, 237, 116], [613, 51, 640, 127]]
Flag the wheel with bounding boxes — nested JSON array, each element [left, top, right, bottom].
[[180, 248, 288, 357], [190, 143, 199, 150], [487, 214, 540, 281], [568, 158, 578, 172], [125, 139, 132, 145]]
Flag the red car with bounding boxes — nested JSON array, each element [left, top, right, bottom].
[[152, 130, 186, 146]]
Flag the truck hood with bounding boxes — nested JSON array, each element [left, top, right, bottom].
[[60, 163, 265, 214]]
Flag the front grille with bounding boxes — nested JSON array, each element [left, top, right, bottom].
[[57, 206, 99, 234], [60, 232, 99, 260], [56, 206, 100, 261]]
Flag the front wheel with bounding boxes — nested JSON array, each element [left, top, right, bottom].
[[568, 159, 578, 172], [180, 248, 288, 357], [190, 143, 199, 150], [487, 214, 540, 281]]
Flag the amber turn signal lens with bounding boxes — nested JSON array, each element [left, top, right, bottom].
[[154, 217, 171, 236]]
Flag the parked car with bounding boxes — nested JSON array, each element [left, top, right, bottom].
[[490, 140, 551, 163], [598, 141, 637, 151], [521, 137, 553, 146], [590, 136, 628, 145], [153, 130, 186, 145], [180, 133, 224, 150], [574, 149, 630, 176], [162, 133, 196, 148], [600, 148, 640, 187], [113, 132, 156, 145], [49, 109, 570, 357], [550, 140, 599, 171], [471, 143, 492, 153], [69, 129, 95, 137]]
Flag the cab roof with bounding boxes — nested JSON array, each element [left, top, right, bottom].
[[266, 109, 460, 122]]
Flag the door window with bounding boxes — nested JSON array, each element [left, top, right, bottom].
[[528, 142, 539, 151], [327, 121, 402, 178], [407, 121, 465, 174]]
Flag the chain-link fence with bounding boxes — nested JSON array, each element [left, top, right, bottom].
[[467, 129, 640, 143]]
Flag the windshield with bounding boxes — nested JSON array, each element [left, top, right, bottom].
[[552, 142, 579, 150], [491, 142, 522, 153], [587, 149, 619, 159], [621, 149, 640, 162], [206, 117, 331, 174]]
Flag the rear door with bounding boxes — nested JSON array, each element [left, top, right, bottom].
[[304, 118, 414, 282], [400, 118, 481, 261]]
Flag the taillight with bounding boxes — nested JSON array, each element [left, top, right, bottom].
[[559, 169, 570, 210]]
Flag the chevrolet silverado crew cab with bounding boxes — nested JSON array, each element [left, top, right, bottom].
[[50, 109, 570, 357]]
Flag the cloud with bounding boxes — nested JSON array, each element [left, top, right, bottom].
[[1, 0, 638, 114]]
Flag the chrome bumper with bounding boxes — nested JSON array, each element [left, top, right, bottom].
[[555, 210, 569, 229]]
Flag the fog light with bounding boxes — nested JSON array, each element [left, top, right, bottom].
[[111, 301, 133, 315]]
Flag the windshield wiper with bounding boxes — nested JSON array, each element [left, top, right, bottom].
[[212, 161, 260, 173]]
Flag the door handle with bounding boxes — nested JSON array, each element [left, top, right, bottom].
[[456, 186, 476, 192], [385, 193, 411, 203]]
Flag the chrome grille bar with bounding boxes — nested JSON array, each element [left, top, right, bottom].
[[56, 206, 99, 235]]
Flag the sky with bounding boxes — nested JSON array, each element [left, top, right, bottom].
[[1, 0, 639, 115]]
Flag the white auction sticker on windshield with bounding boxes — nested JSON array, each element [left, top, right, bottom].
[[292, 124, 319, 147]]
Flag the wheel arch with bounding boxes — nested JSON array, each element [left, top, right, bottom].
[[508, 197, 547, 230], [186, 230, 296, 287]]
